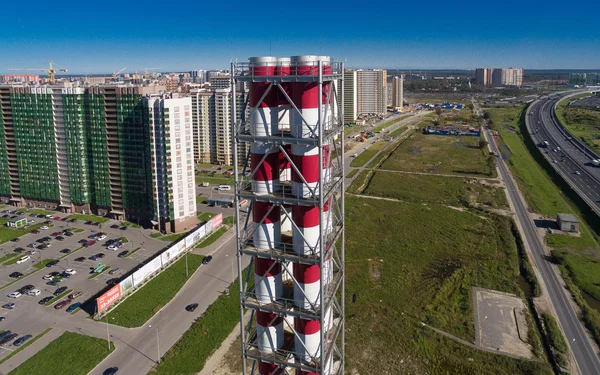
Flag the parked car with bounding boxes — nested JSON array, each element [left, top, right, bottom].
[[7, 292, 22, 299], [16, 255, 30, 264], [10, 238, 20, 243], [55, 236, 64, 241], [202, 255, 213, 265], [42, 274, 54, 280], [51, 232, 61, 237], [78, 239, 88, 245], [0, 333, 18, 345], [31, 230, 40, 234], [60, 248, 71, 254], [64, 269, 76, 275], [40, 226, 49, 230], [96, 234, 107, 241], [38, 296, 53, 305], [13, 334, 32, 346], [2, 303, 16, 309], [89, 255, 99, 261], [64, 232, 73, 237], [0, 331, 12, 341], [54, 300, 71, 310], [66, 302, 81, 313], [46, 260, 59, 267], [27, 289, 41, 296], [54, 287, 68, 296], [69, 291, 82, 299], [0, 317, 5, 322], [19, 285, 34, 293], [53, 216, 62, 221], [110, 224, 120, 229], [74, 257, 86, 262], [96, 253, 105, 259], [9, 272, 23, 279], [13, 247, 24, 253], [185, 303, 199, 312], [84, 240, 96, 247], [103, 367, 119, 375], [106, 278, 119, 286], [108, 268, 120, 275], [117, 250, 129, 258]]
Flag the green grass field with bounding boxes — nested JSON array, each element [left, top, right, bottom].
[[346, 169, 359, 178], [197, 212, 217, 222], [379, 132, 495, 177], [159, 232, 186, 242], [106, 254, 203, 327], [556, 98, 600, 153], [149, 269, 249, 374], [66, 214, 109, 223], [350, 141, 389, 167], [195, 227, 229, 248], [8, 331, 114, 375], [359, 171, 508, 209], [344, 196, 551, 374], [0, 222, 43, 245]]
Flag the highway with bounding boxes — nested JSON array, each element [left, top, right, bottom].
[[527, 98, 600, 216], [476, 101, 600, 375]]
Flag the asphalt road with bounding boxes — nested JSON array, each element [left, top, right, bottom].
[[479, 105, 600, 374], [528, 98, 600, 215]]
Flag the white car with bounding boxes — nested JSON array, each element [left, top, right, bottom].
[[40, 226, 49, 230], [42, 274, 53, 280], [16, 255, 30, 264], [8, 292, 21, 299], [96, 235, 106, 241], [64, 269, 76, 275], [27, 289, 41, 296]]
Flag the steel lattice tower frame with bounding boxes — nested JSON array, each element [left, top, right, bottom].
[[231, 57, 345, 375]]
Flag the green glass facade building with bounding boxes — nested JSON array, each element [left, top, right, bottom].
[[0, 84, 171, 224]]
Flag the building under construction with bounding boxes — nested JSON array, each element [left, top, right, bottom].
[[232, 55, 345, 375]]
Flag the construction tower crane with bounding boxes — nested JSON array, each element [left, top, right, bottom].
[[8, 61, 68, 83], [113, 67, 127, 80]]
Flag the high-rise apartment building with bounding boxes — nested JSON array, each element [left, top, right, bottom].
[[0, 84, 197, 233], [356, 69, 387, 115], [476, 67, 523, 87], [190, 87, 246, 165], [391, 75, 404, 109], [343, 69, 358, 123], [145, 94, 197, 232]]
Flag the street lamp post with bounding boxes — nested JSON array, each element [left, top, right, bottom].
[[149, 324, 160, 363], [105, 316, 111, 351]]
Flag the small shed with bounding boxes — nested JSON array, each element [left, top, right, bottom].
[[6, 217, 27, 228], [557, 213, 579, 233]]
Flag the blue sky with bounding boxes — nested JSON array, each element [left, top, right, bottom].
[[1, 0, 598, 74]]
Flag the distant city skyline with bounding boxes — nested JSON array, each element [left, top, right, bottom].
[[1, 0, 599, 74]]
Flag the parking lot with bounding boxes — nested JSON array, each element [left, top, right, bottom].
[[0, 210, 176, 359]]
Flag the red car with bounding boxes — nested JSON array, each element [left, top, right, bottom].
[[31, 230, 40, 234], [54, 300, 71, 310], [51, 232, 61, 237], [84, 240, 96, 247], [53, 217, 62, 221]]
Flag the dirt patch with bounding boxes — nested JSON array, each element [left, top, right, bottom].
[[369, 260, 382, 281], [474, 287, 535, 359]]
